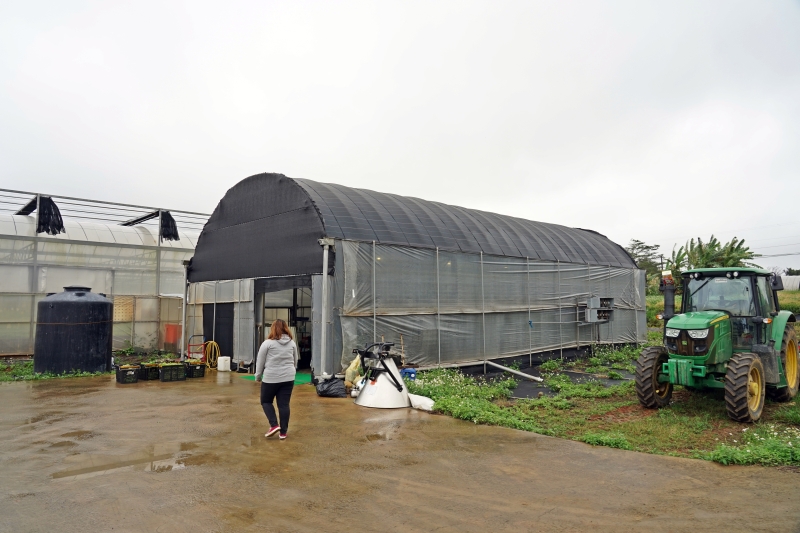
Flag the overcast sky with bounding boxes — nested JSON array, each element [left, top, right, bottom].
[[2, 1, 799, 269]]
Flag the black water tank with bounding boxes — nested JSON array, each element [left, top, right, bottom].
[[34, 286, 113, 374]]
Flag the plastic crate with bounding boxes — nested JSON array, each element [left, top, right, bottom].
[[138, 364, 160, 381], [159, 364, 186, 382], [184, 362, 206, 378], [115, 365, 140, 384]]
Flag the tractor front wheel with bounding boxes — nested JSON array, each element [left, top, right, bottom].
[[725, 352, 765, 423], [767, 327, 798, 402], [635, 346, 672, 408]]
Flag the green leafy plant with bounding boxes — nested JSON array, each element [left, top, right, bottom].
[[580, 432, 633, 450]]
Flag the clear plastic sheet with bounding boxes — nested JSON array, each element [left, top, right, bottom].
[[0, 214, 199, 355], [336, 240, 646, 370]]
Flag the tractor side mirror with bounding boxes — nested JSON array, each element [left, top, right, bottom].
[[771, 276, 784, 291]]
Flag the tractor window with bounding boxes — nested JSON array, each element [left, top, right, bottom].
[[684, 277, 755, 317], [756, 276, 777, 315]]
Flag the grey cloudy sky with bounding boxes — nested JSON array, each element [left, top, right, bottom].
[[2, 1, 799, 269]]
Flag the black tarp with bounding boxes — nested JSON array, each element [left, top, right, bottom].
[[188, 174, 326, 283], [188, 173, 636, 283]]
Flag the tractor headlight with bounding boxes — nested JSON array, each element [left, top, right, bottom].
[[688, 329, 709, 339], [665, 328, 680, 338]]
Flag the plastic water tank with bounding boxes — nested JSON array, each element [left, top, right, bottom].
[[218, 356, 231, 372], [34, 286, 113, 374]]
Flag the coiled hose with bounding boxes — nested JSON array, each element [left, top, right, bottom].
[[204, 341, 220, 369]]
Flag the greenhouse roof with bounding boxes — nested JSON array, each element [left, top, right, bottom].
[[0, 214, 199, 249], [188, 173, 636, 283], [295, 178, 634, 268]]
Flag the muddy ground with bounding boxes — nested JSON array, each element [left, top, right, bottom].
[[2, 373, 800, 533]]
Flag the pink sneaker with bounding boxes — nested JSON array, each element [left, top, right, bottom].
[[279, 433, 287, 440], [265, 426, 280, 438]]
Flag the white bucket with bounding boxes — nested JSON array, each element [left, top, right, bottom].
[[218, 356, 231, 372]]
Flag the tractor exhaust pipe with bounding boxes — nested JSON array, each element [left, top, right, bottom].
[[660, 270, 676, 334]]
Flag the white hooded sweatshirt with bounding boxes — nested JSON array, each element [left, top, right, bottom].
[[255, 334, 299, 383]]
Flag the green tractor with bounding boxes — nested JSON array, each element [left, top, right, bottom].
[[636, 268, 798, 422]]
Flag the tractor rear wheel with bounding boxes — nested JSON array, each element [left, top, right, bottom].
[[725, 352, 765, 423], [767, 327, 798, 402], [635, 346, 672, 408]]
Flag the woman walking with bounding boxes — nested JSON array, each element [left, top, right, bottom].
[[255, 319, 299, 440]]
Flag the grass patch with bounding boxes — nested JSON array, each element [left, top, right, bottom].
[[0, 360, 111, 382], [778, 290, 800, 316], [579, 432, 632, 450], [412, 342, 800, 467]]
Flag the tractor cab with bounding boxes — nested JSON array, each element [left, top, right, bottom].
[[636, 267, 798, 423], [679, 268, 778, 351]]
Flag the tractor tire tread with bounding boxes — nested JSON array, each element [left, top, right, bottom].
[[724, 352, 763, 423], [767, 327, 797, 402], [635, 346, 671, 409]]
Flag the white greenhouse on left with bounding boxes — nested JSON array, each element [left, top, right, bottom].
[[0, 189, 207, 356]]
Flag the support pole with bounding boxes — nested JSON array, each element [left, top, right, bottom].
[[372, 240, 376, 343], [481, 252, 486, 373], [319, 238, 335, 380], [527, 256, 531, 368], [180, 260, 189, 360], [557, 260, 562, 360], [28, 194, 41, 355], [212, 281, 217, 342], [485, 360, 543, 382], [436, 247, 441, 366]]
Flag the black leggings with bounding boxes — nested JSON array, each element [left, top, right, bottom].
[[260, 380, 294, 433]]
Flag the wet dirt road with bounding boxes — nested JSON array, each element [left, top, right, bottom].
[[2, 373, 799, 533]]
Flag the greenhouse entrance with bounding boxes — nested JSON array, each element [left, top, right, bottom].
[[256, 287, 313, 370]]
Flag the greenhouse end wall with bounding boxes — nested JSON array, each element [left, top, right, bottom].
[[336, 240, 646, 370], [0, 215, 197, 355]]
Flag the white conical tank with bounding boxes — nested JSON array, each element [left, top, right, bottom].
[[354, 357, 411, 409]]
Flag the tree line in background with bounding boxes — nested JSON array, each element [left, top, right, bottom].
[[625, 236, 775, 295]]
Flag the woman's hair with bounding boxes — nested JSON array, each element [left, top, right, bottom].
[[267, 319, 293, 340]]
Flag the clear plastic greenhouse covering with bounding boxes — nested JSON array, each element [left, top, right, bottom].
[[0, 214, 200, 354], [781, 276, 800, 291], [334, 241, 646, 370]]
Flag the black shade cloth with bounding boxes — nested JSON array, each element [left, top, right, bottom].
[[160, 211, 180, 241], [188, 173, 635, 283], [36, 197, 66, 236]]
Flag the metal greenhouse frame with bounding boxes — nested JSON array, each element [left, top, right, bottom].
[[0, 188, 207, 356]]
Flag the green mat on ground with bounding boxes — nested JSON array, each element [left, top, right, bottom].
[[240, 372, 312, 385]]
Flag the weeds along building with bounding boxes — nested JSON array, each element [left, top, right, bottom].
[[0, 189, 206, 356], [186, 173, 646, 375]]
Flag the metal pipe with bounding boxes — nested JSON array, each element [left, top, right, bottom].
[[481, 251, 486, 372], [557, 260, 562, 360], [527, 256, 531, 368], [0, 187, 210, 217], [212, 281, 217, 342], [319, 239, 332, 379], [180, 261, 188, 360], [485, 360, 544, 382], [436, 247, 441, 366], [372, 240, 376, 343]]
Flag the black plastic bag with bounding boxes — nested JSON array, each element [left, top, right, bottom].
[[316, 377, 347, 398]]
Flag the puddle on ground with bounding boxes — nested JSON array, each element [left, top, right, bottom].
[[60, 430, 95, 440], [26, 412, 64, 424], [49, 441, 77, 448], [51, 442, 194, 481]]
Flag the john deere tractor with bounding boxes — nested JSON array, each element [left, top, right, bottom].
[[636, 268, 798, 422]]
